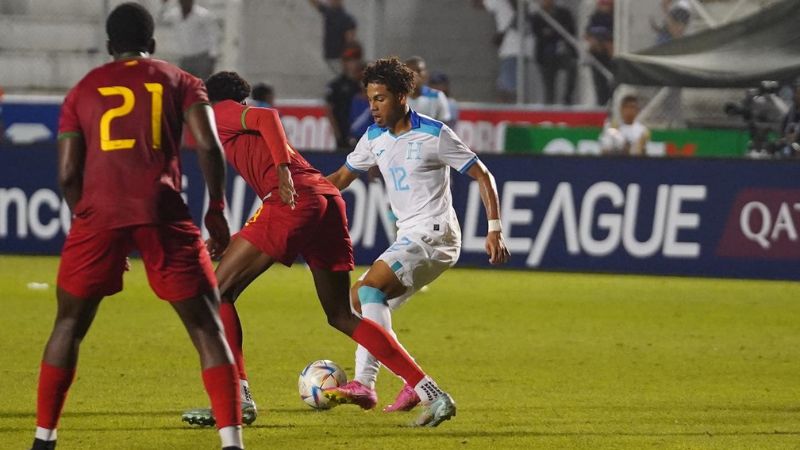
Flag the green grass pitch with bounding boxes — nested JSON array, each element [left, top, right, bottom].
[[1, 255, 798, 449]]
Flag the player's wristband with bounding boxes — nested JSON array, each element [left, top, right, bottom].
[[208, 198, 225, 212], [488, 219, 502, 233]]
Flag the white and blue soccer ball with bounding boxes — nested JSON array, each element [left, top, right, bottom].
[[298, 359, 347, 410], [600, 127, 627, 154]]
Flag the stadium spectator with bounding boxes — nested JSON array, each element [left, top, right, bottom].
[[159, 0, 219, 80], [429, 71, 460, 128], [347, 77, 373, 145], [599, 94, 650, 156], [30, 4, 240, 450], [405, 56, 452, 123], [325, 57, 509, 417], [308, 0, 358, 73], [585, 0, 615, 106], [181, 70, 460, 429], [249, 82, 274, 108], [779, 83, 800, 156], [529, 0, 578, 105], [652, 0, 691, 44], [474, 0, 532, 102], [325, 44, 364, 150], [649, 0, 691, 127]]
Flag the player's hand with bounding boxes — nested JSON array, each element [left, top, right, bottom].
[[486, 231, 510, 265], [278, 164, 298, 210], [204, 208, 230, 259]]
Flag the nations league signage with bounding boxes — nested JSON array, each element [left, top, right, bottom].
[[0, 145, 798, 281]]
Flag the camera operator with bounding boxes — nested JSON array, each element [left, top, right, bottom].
[[725, 81, 789, 157]]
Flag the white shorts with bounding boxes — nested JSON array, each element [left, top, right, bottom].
[[359, 224, 461, 310]]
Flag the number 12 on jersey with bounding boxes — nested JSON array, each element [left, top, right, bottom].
[[98, 83, 163, 151], [389, 166, 410, 191]]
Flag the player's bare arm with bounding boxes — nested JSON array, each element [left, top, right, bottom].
[[57, 135, 86, 211], [327, 165, 360, 191], [186, 103, 230, 257], [466, 161, 510, 265], [245, 107, 298, 208]]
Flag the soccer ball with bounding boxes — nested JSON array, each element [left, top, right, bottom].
[[298, 359, 347, 410], [599, 127, 627, 154]]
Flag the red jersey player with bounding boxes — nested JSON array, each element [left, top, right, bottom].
[[180, 71, 456, 428], [31, 4, 243, 450]]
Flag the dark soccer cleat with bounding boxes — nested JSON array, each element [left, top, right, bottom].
[[30, 438, 56, 450], [182, 401, 258, 427]]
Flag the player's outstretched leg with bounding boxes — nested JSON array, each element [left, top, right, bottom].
[[349, 263, 423, 413], [172, 292, 243, 449], [310, 268, 456, 426], [182, 236, 273, 427], [31, 288, 102, 450]]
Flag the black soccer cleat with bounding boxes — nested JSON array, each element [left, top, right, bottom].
[[30, 438, 56, 450]]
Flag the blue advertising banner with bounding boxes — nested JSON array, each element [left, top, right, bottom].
[[1, 144, 798, 280]]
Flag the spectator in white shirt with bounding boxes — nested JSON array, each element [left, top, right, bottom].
[[160, 0, 219, 80], [600, 95, 651, 156], [404, 56, 452, 123], [474, 0, 533, 103]]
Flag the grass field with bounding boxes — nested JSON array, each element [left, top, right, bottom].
[[1, 255, 799, 449]]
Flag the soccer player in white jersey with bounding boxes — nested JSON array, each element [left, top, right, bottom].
[[405, 56, 452, 123], [325, 57, 509, 413]]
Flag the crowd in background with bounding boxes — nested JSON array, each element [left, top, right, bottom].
[[5, 0, 797, 158]]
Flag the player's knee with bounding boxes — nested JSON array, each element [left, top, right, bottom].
[[326, 310, 356, 334], [51, 317, 89, 345]]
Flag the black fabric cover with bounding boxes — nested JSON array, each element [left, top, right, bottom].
[[615, 0, 800, 87]]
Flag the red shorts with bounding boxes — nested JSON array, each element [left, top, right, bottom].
[[237, 194, 354, 271], [57, 220, 216, 301]]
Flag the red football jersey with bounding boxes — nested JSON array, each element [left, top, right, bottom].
[[58, 57, 208, 229], [212, 100, 340, 202]]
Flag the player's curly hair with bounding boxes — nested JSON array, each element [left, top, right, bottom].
[[106, 3, 154, 53], [362, 57, 415, 97], [205, 71, 252, 103]]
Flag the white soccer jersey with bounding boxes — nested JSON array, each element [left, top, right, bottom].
[[346, 110, 479, 236], [407, 86, 452, 122]]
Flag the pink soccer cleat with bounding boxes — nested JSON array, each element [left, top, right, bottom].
[[382, 383, 421, 412], [323, 380, 378, 410]]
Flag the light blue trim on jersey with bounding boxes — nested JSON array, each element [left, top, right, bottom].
[[390, 261, 403, 272], [417, 115, 443, 138], [420, 85, 440, 99], [459, 155, 479, 174], [345, 161, 368, 174], [367, 123, 386, 141], [406, 109, 443, 138], [358, 286, 388, 305], [372, 109, 443, 140]]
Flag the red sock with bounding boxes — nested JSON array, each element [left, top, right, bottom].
[[351, 318, 425, 386], [201, 364, 241, 429], [36, 362, 76, 429], [219, 301, 247, 381]]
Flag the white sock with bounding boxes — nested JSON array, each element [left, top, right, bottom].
[[414, 376, 444, 403], [219, 425, 243, 448], [354, 302, 393, 388], [35, 427, 57, 441]]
